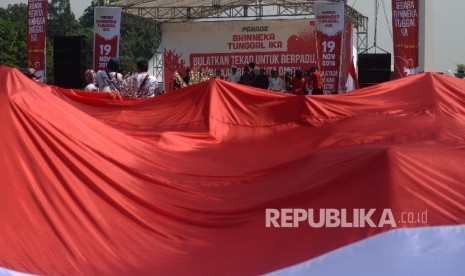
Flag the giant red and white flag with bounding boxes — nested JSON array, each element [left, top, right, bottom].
[[1, 66, 465, 275], [315, 0, 345, 94], [93, 7, 122, 71], [27, 0, 48, 83], [392, 0, 420, 78]]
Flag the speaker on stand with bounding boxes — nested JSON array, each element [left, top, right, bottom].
[[53, 36, 86, 89], [357, 53, 391, 88]]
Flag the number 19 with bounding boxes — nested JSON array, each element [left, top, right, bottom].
[[322, 41, 336, 53], [99, 44, 112, 55]]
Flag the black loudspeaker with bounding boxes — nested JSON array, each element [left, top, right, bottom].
[[357, 53, 391, 88], [53, 36, 86, 89]]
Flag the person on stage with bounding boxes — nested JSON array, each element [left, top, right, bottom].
[[310, 66, 323, 95]]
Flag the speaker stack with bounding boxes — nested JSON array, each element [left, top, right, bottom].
[[53, 36, 86, 89], [357, 53, 391, 88]]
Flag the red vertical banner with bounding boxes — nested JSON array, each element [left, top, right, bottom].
[[27, 0, 48, 83], [342, 22, 353, 92], [94, 7, 122, 71], [315, 1, 345, 94], [392, 0, 419, 78]]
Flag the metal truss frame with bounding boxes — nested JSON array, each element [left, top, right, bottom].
[[109, 1, 368, 84]]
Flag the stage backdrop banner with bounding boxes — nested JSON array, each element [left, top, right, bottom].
[[27, 0, 48, 83], [392, 0, 419, 78], [162, 19, 321, 92], [315, 1, 345, 94], [93, 7, 122, 71]]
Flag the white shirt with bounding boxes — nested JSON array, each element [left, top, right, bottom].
[[251, 66, 260, 76], [268, 76, 284, 92], [126, 72, 159, 98], [96, 70, 125, 93], [228, 71, 241, 83], [84, 83, 98, 92]]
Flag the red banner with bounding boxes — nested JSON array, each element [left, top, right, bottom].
[[162, 20, 319, 92], [27, 0, 48, 83], [315, 1, 345, 94], [161, 19, 354, 93], [392, 0, 419, 78], [93, 7, 122, 71], [342, 22, 353, 92]]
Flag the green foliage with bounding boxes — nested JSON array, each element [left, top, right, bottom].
[[0, 18, 23, 67], [119, 15, 162, 72], [45, 37, 54, 83], [2, 3, 28, 22], [0, 2, 161, 84], [457, 64, 465, 73], [78, 5, 161, 73], [78, 4, 99, 69], [0, 4, 28, 68], [47, 0, 78, 37], [79, 5, 95, 28]]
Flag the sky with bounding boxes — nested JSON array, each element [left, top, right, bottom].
[[347, 0, 465, 73], [2, 0, 93, 19], [2, 0, 465, 73]]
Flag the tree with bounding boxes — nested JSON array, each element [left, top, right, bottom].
[[0, 1, 161, 85], [0, 4, 28, 68], [79, 4, 162, 73], [0, 18, 23, 67], [78, 5, 98, 69], [457, 64, 465, 74], [118, 15, 162, 72], [47, 0, 78, 38], [2, 3, 28, 23]]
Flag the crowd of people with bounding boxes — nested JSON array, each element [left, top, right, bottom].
[[173, 61, 324, 95], [22, 60, 465, 99], [18, 58, 326, 97], [23, 58, 323, 97], [84, 58, 160, 99], [226, 62, 324, 95]]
